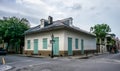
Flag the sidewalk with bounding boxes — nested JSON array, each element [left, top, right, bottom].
[[0, 65, 13, 71]]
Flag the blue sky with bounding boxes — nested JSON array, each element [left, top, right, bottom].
[[0, 0, 120, 38]]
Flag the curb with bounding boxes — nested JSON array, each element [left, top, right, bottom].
[[11, 52, 108, 59], [13, 54, 94, 59], [13, 54, 51, 59]]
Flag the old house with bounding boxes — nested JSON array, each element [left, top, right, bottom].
[[24, 16, 96, 56]]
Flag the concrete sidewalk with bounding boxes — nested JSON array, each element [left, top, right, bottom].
[[0, 65, 13, 71]]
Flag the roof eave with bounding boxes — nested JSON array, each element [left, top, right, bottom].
[[25, 25, 96, 37]]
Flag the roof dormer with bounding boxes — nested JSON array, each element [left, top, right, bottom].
[[40, 19, 45, 28]]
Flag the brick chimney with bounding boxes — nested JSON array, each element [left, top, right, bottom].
[[48, 16, 53, 24]]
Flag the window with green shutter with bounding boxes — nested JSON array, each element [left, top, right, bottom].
[[27, 40, 30, 49], [43, 38, 47, 49], [75, 38, 78, 49]]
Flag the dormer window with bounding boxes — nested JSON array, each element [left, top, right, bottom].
[[63, 17, 73, 26], [40, 19, 45, 28], [41, 19, 45, 24]]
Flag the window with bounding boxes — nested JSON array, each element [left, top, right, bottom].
[[75, 38, 78, 49], [27, 40, 30, 49], [43, 38, 47, 49]]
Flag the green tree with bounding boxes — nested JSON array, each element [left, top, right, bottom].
[[90, 24, 111, 44], [0, 16, 30, 53]]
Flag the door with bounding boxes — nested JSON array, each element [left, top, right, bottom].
[[34, 39, 38, 54], [68, 37, 73, 55], [53, 37, 59, 55], [81, 39, 84, 54]]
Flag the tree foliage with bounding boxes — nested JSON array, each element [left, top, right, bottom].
[[90, 24, 111, 38], [0, 16, 30, 53]]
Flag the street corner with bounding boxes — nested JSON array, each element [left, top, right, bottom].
[[0, 65, 13, 71]]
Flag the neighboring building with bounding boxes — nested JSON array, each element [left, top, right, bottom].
[[24, 16, 96, 56], [98, 33, 117, 53], [115, 37, 120, 50], [0, 42, 7, 49], [105, 34, 116, 52]]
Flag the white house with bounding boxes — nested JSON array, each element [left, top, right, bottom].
[[24, 16, 96, 56]]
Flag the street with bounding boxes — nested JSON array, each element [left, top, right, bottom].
[[0, 53, 120, 71]]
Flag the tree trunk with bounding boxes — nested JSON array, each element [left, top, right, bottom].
[[6, 42, 9, 52], [20, 45, 23, 54]]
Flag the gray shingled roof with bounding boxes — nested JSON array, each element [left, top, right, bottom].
[[25, 18, 96, 37]]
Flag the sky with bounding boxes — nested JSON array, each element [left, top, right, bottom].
[[0, 0, 120, 38]]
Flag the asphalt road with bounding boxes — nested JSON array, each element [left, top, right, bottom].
[[0, 53, 120, 71]]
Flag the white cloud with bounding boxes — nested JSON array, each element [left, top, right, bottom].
[[0, 6, 18, 14], [0, 5, 41, 19]]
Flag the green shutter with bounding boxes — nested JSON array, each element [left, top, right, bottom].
[[81, 39, 84, 54], [34, 39, 38, 54], [75, 39, 78, 49], [53, 37, 59, 55], [27, 40, 30, 49], [43, 38, 47, 49], [68, 37, 72, 55]]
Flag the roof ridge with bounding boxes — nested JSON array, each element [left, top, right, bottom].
[[30, 25, 40, 29]]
